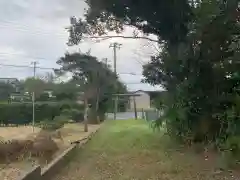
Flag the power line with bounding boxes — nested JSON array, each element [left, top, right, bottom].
[[0, 63, 141, 75], [125, 82, 146, 84], [0, 52, 54, 61], [0, 20, 68, 38], [0, 63, 56, 70]]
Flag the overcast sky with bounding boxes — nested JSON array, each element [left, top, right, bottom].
[[0, 0, 162, 91]]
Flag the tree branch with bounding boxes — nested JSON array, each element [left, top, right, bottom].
[[82, 35, 159, 43]]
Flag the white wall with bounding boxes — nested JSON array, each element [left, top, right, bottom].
[[130, 91, 151, 110]]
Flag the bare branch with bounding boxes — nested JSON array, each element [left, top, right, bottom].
[[82, 35, 159, 43]]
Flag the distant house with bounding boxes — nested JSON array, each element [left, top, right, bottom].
[[128, 90, 151, 110], [0, 78, 21, 92], [10, 93, 31, 102], [43, 90, 54, 98], [128, 90, 164, 110]]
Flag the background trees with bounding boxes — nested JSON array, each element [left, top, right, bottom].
[[0, 82, 15, 101]]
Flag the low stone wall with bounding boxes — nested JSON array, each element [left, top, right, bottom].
[[17, 127, 100, 180]]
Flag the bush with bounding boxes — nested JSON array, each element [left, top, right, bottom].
[[0, 102, 84, 126], [61, 108, 84, 122], [39, 116, 68, 130], [40, 121, 63, 130], [216, 136, 240, 169]]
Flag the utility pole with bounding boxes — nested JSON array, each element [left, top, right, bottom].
[[102, 58, 108, 66], [31, 61, 38, 132], [109, 42, 122, 120]]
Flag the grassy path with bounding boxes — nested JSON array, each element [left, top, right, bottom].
[[52, 120, 235, 180]]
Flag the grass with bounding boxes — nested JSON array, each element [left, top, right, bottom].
[[52, 119, 237, 180]]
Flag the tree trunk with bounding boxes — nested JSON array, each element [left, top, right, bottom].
[[99, 111, 105, 122], [133, 96, 137, 120], [84, 98, 88, 132], [95, 88, 100, 124], [88, 107, 99, 124]]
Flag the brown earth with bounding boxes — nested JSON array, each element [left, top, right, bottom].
[[0, 123, 101, 180]]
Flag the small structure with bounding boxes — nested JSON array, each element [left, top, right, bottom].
[[128, 90, 165, 110], [128, 90, 151, 111], [112, 92, 141, 120]]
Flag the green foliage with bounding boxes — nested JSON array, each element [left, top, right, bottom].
[[67, 0, 192, 45], [0, 82, 15, 101], [21, 75, 82, 102], [23, 77, 47, 98], [39, 116, 67, 130], [0, 102, 84, 126], [142, 0, 240, 143], [217, 136, 240, 169], [61, 108, 84, 122], [57, 52, 128, 123]]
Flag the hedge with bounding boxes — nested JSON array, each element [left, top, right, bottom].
[[0, 102, 84, 126]]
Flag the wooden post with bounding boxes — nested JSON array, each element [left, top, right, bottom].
[[141, 108, 145, 119], [133, 96, 137, 120], [114, 96, 118, 120]]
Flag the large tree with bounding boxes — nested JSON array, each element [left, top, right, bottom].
[[65, 0, 240, 145], [57, 52, 127, 124], [67, 0, 192, 45], [143, 0, 240, 142], [23, 77, 47, 99]]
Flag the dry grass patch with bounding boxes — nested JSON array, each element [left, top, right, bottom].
[[0, 123, 101, 180], [52, 120, 238, 180], [0, 126, 41, 141]]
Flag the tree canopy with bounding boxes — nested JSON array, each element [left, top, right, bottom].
[[57, 51, 128, 123], [66, 0, 240, 157], [67, 0, 193, 45]]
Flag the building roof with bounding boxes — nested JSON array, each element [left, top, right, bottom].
[[0, 78, 20, 84], [112, 93, 141, 97], [130, 90, 163, 94]]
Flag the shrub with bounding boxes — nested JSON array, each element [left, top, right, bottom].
[[0, 102, 84, 126], [217, 136, 240, 169], [61, 108, 84, 122], [39, 116, 68, 130]]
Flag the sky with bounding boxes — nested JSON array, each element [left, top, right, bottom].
[[0, 0, 162, 91]]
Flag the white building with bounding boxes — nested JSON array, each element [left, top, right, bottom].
[[129, 90, 151, 111]]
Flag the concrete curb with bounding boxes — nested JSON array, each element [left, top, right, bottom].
[[17, 126, 101, 180], [41, 144, 77, 180], [17, 166, 41, 180]]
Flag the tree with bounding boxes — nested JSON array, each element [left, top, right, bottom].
[[65, 0, 240, 147], [0, 82, 15, 101], [143, 0, 240, 143], [67, 0, 193, 45], [22, 78, 47, 99], [57, 52, 127, 124], [52, 81, 80, 101]]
